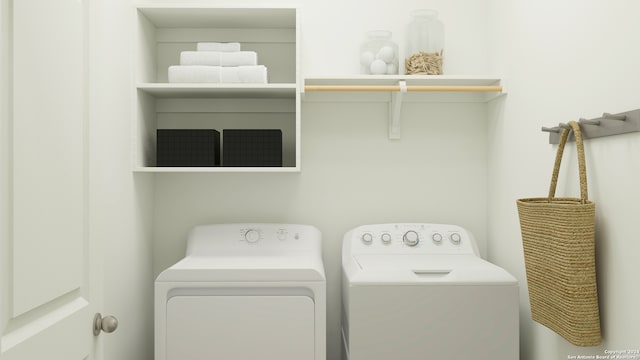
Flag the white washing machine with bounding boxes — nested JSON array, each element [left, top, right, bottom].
[[342, 223, 518, 360], [155, 223, 326, 360]]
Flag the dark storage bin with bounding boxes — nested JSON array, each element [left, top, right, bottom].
[[223, 129, 282, 167], [156, 129, 220, 167]]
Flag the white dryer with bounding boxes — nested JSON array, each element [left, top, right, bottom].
[[155, 223, 326, 360], [342, 223, 518, 360]]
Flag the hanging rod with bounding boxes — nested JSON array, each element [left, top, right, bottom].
[[543, 109, 640, 144], [304, 85, 503, 92]]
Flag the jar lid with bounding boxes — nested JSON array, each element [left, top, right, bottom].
[[411, 9, 439, 18], [366, 30, 392, 39]]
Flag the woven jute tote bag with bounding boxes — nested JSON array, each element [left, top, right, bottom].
[[516, 120, 601, 346]]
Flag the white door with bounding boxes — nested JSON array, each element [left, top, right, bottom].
[[1, 0, 103, 359]]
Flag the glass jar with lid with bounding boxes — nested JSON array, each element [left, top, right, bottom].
[[359, 30, 399, 75], [405, 9, 444, 75]]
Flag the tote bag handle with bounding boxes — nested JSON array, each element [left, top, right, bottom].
[[548, 121, 589, 203]]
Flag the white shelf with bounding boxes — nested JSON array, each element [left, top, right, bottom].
[[304, 74, 502, 86], [303, 75, 503, 102], [136, 6, 296, 29], [137, 83, 297, 99], [134, 5, 301, 172], [303, 75, 504, 139], [134, 166, 300, 173]]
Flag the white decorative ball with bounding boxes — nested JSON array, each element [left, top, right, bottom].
[[370, 59, 387, 74], [360, 51, 375, 67], [376, 46, 395, 63]]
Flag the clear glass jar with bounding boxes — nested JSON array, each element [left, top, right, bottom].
[[359, 30, 399, 75], [405, 9, 444, 75]]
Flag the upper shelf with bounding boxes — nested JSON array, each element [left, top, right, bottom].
[[304, 75, 502, 86], [303, 75, 504, 103], [136, 6, 296, 29], [303, 75, 505, 139], [137, 83, 297, 99]]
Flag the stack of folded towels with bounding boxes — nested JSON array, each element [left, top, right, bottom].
[[168, 42, 268, 83]]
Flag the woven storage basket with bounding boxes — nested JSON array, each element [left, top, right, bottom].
[[516, 120, 601, 346]]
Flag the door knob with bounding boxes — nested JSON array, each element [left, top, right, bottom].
[[93, 313, 118, 336]]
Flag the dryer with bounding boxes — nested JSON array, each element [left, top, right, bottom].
[[155, 223, 326, 360], [342, 223, 518, 360]]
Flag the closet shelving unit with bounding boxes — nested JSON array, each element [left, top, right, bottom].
[[134, 5, 301, 173], [133, 5, 503, 170], [303, 75, 504, 139]]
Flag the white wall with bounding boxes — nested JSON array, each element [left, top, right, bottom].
[[487, 1, 640, 359], [92, 1, 155, 359], [97, 0, 640, 359], [0, 0, 10, 341], [148, 2, 492, 360], [153, 101, 489, 360], [300, 0, 489, 75]]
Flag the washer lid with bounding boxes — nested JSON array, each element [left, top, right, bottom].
[[346, 254, 517, 285], [156, 255, 326, 282]]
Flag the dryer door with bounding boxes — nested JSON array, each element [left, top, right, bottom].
[[166, 295, 315, 360]]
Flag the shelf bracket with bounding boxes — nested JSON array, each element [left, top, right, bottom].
[[389, 81, 407, 139]]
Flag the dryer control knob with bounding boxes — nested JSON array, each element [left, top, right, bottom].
[[361, 233, 373, 244], [450, 232, 461, 244], [432, 232, 443, 243], [381, 233, 392, 244], [276, 229, 288, 241], [403, 230, 419, 246], [244, 229, 260, 243]]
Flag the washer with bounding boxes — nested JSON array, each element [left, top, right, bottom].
[[342, 223, 518, 360], [155, 223, 326, 360]]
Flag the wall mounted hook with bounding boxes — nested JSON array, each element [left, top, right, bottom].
[[579, 118, 601, 126], [541, 126, 561, 133], [545, 109, 640, 144], [603, 112, 627, 121], [558, 122, 572, 130]]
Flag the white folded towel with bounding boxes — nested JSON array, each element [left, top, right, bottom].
[[168, 65, 268, 84], [197, 42, 241, 52], [168, 66, 219, 83], [180, 51, 257, 66], [220, 65, 268, 83]]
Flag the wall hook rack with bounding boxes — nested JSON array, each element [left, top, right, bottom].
[[542, 108, 640, 144]]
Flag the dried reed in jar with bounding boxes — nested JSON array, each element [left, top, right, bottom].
[[405, 50, 443, 75]]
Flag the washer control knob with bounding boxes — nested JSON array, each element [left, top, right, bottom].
[[381, 233, 392, 244], [450, 232, 462, 244], [361, 233, 373, 244], [244, 229, 260, 243], [432, 232, 443, 243], [403, 230, 419, 246]]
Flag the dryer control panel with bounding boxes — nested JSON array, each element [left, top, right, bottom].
[[185, 223, 322, 257], [344, 223, 479, 256]]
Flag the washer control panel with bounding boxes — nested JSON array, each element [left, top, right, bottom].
[[347, 223, 479, 255]]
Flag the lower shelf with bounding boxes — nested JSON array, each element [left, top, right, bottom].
[[134, 166, 300, 173]]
